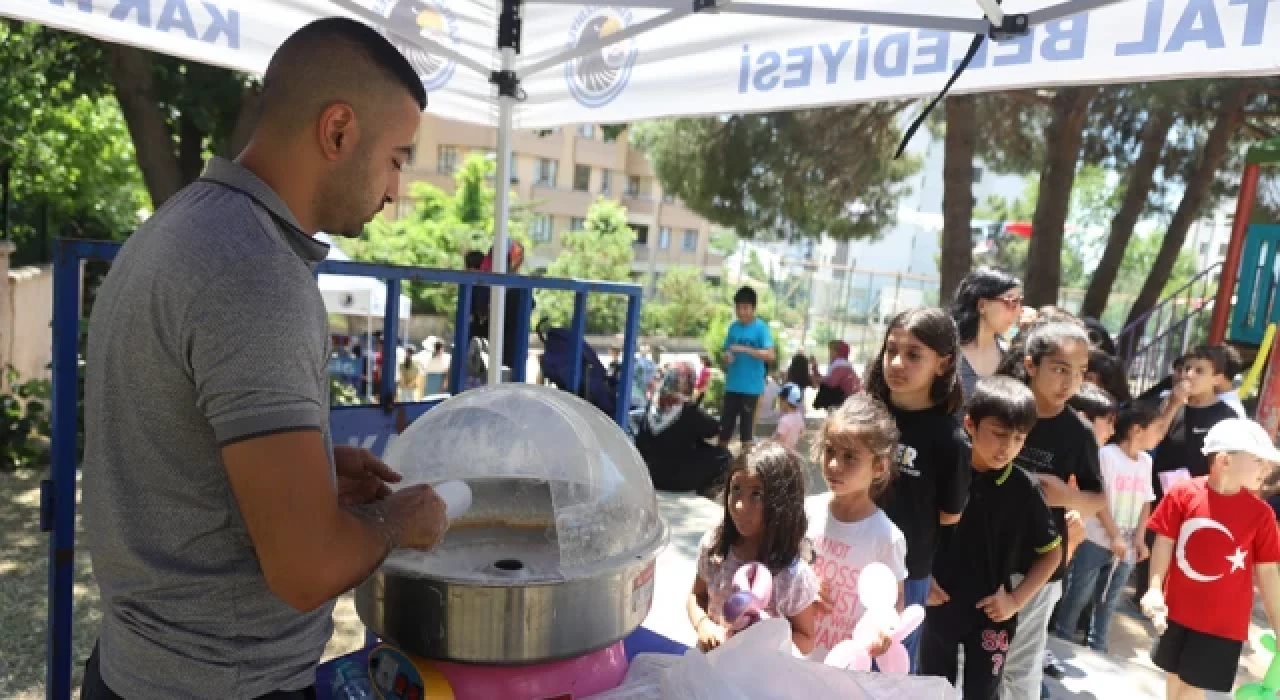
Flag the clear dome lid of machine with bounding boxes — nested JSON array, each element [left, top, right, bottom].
[[380, 383, 666, 583]]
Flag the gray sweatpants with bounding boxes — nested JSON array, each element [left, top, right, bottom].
[[999, 577, 1063, 700]]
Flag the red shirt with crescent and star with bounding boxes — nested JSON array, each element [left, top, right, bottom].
[[1147, 477, 1280, 641]]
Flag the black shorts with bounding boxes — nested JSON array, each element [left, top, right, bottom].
[[719, 391, 759, 443], [1151, 619, 1243, 693]]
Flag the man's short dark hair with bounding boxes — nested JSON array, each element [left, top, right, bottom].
[[733, 285, 757, 307], [1068, 382, 1117, 421], [968, 376, 1038, 433], [261, 17, 427, 131], [1186, 344, 1231, 378]]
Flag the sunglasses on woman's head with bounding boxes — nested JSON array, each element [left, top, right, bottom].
[[992, 295, 1023, 309]]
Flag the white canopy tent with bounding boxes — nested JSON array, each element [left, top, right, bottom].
[[315, 233, 413, 320], [5, 0, 1278, 382]]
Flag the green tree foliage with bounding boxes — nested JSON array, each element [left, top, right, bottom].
[[0, 21, 148, 264], [644, 266, 715, 337], [535, 198, 636, 334], [338, 154, 529, 315], [632, 109, 920, 241]]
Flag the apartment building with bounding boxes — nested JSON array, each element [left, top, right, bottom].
[[399, 114, 725, 285]]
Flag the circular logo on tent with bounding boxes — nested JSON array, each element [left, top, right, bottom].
[[564, 7, 637, 109], [378, 0, 459, 92]]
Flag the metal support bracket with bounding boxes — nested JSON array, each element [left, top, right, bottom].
[[989, 13, 1030, 40]]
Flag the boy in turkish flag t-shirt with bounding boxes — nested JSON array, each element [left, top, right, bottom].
[[1142, 418, 1280, 698]]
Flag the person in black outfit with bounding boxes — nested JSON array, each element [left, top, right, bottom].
[[920, 377, 1062, 700], [468, 241, 533, 372], [635, 363, 731, 496]]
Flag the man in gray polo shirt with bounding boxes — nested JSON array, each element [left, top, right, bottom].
[[80, 18, 447, 699]]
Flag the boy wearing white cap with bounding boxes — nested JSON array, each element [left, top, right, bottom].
[[774, 383, 806, 451], [1140, 418, 1280, 699]]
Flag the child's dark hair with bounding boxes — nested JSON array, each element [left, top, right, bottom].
[[811, 393, 900, 501], [1068, 382, 1117, 421], [1185, 344, 1231, 378], [865, 307, 964, 414], [950, 267, 1021, 344], [1082, 317, 1118, 356], [1088, 350, 1132, 404], [967, 376, 1038, 433], [998, 321, 1091, 383], [1223, 345, 1243, 379], [713, 440, 807, 573], [1113, 403, 1160, 444], [733, 285, 758, 307]]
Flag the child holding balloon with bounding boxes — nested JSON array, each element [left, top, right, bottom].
[[687, 441, 819, 654], [803, 393, 909, 663]]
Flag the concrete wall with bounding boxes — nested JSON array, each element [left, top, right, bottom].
[[0, 243, 54, 386]]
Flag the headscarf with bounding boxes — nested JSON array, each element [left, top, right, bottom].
[[480, 240, 525, 273], [648, 362, 696, 435]]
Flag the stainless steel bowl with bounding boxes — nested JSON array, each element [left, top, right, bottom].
[[355, 478, 667, 664]]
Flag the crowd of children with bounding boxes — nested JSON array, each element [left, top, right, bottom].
[[682, 278, 1280, 700]]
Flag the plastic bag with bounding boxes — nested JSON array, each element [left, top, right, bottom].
[[589, 619, 957, 700]]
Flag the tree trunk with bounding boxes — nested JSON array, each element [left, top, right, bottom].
[[1124, 84, 1254, 327], [105, 44, 183, 208], [1079, 107, 1174, 319], [1023, 87, 1097, 307], [939, 95, 977, 306]]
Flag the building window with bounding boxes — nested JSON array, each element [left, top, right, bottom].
[[600, 169, 612, 194], [625, 176, 642, 197], [1200, 242, 1210, 255], [682, 229, 698, 252], [632, 224, 649, 245], [573, 164, 591, 192], [578, 124, 595, 139], [570, 217, 586, 231], [530, 214, 554, 243], [1219, 242, 1229, 257], [437, 145, 458, 174], [973, 165, 984, 183], [603, 128, 620, 143], [535, 158, 558, 187], [658, 227, 671, 250]]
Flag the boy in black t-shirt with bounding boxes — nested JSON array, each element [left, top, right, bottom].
[[919, 378, 1062, 700]]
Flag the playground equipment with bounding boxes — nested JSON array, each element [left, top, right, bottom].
[[42, 239, 643, 700]]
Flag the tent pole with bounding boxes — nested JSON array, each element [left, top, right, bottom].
[[487, 0, 523, 385]]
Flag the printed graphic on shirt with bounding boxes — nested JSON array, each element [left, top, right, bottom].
[[893, 443, 921, 478], [1176, 517, 1248, 582], [809, 534, 864, 652]]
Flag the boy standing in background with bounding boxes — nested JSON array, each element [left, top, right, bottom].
[[719, 286, 775, 448]]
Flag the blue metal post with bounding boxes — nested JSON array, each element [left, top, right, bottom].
[[568, 291, 588, 393], [450, 285, 471, 394], [617, 293, 642, 425], [510, 288, 533, 383], [380, 279, 401, 404], [47, 244, 81, 700]]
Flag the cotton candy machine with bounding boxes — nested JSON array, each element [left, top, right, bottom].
[[354, 384, 667, 699]]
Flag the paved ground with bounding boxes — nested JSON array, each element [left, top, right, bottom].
[[1, 462, 1270, 700]]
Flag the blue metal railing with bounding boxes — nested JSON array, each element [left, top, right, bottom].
[[1115, 261, 1221, 396], [43, 239, 642, 700]]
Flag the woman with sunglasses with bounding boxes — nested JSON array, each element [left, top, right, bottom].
[[950, 267, 1023, 399]]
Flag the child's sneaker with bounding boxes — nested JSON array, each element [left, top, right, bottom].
[[1042, 649, 1065, 679]]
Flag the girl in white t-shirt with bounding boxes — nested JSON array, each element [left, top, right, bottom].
[[804, 393, 908, 662], [774, 382, 806, 450], [688, 441, 820, 654], [1052, 402, 1160, 652]]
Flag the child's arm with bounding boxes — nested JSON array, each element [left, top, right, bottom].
[[787, 604, 817, 655], [1134, 502, 1153, 561], [688, 575, 726, 651], [979, 543, 1060, 622], [1141, 535, 1175, 633], [1037, 474, 1108, 515], [1095, 506, 1128, 560], [1258, 563, 1280, 636]]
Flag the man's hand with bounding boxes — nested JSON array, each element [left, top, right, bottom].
[[977, 588, 1020, 622], [333, 445, 401, 506], [383, 484, 449, 551], [1140, 588, 1168, 634], [927, 578, 950, 606]]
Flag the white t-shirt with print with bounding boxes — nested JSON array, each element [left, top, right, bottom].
[[1085, 444, 1157, 561], [803, 493, 908, 662]]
